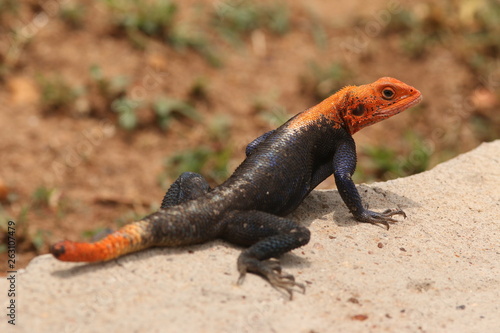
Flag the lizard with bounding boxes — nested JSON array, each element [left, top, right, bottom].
[[50, 77, 422, 297]]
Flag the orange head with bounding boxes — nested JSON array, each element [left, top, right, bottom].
[[339, 77, 422, 134]]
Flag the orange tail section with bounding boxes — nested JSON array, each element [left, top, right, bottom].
[[50, 220, 152, 262]]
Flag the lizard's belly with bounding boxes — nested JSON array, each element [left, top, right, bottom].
[[241, 172, 311, 216]]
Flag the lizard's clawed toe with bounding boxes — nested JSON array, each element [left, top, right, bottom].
[[238, 257, 305, 300], [381, 208, 406, 219], [356, 208, 406, 230]]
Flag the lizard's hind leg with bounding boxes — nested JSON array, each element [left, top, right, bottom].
[[161, 172, 212, 208], [220, 211, 310, 299]]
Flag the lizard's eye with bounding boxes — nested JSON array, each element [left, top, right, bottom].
[[382, 87, 395, 100]]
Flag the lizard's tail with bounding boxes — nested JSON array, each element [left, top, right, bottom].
[[50, 220, 153, 262]]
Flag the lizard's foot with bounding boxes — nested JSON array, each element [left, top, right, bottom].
[[355, 208, 406, 230], [221, 211, 310, 299], [237, 257, 305, 300]]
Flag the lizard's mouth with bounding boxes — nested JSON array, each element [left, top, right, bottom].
[[406, 93, 423, 107], [381, 92, 422, 117]]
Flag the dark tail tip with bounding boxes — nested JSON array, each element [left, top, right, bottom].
[[49, 242, 66, 258]]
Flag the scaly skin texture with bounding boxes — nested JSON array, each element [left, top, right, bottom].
[[50, 77, 422, 298]]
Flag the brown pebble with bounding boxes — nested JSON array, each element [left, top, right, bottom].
[[347, 297, 360, 304], [351, 314, 368, 321]]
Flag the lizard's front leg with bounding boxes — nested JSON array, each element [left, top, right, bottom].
[[333, 138, 405, 229], [220, 210, 310, 299]]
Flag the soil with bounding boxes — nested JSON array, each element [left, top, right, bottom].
[[0, 0, 498, 272]]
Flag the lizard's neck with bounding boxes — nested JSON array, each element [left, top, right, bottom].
[[286, 87, 352, 132]]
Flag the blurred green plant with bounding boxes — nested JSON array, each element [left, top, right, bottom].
[[165, 147, 213, 177], [356, 131, 432, 182], [163, 146, 232, 186], [0, 208, 14, 254], [153, 97, 201, 131], [0, 0, 18, 16], [383, 6, 448, 59], [161, 115, 232, 186], [32, 186, 56, 208], [309, 15, 328, 49], [168, 26, 223, 68], [399, 132, 432, 176], [1, 0, 27, 79], [105, 0, 177, 39], [89, 64, 130, 106], [31, 229, 52, 252], [383, 1, 500, 72], [111, 97, 141, 130], [115, 209, 149, 228], [207, 114, 231, 142], [253, 92, 290, 127], [460, 0, 500, 79], [266, 4, 290, 35], [103, 0, 221, 66], [469, 113, 500, 142], [59, 3, 87, 29], [0, 205, 33, 255], [88, 64, 144, 129], [31, 186, 72, 220], [357, 146, 401, 182], [36, 74, 82, 114], [87, 65, 203, 131], [81, 226, 112, 241], [212, 2, 290, 44], [188, 77, 210, 101], [259, 105, 290, 127], [301, 61, 356, 102]]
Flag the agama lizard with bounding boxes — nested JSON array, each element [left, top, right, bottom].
[[50, 77, 422, 297]]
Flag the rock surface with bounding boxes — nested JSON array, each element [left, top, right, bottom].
[[2, 140, 499, 333]]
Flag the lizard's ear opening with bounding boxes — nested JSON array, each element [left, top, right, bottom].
[[352, 104, 365, 116], [381, 87, 396, 100]]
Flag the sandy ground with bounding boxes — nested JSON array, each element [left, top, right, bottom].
[[1, 140, 499, 333]]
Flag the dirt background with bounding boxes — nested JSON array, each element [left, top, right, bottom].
[[0, 0, 499, 271]]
